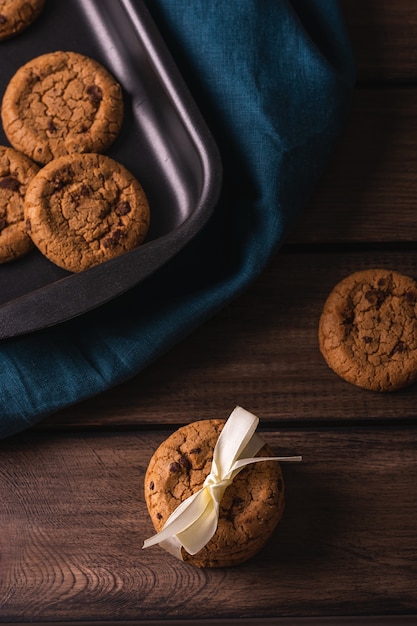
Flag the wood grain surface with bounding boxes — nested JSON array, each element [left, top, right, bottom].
[[339, 0, 417, 82], [290, 88, 417, 244], [2, 0, 417, 623], [1, 428, 416, 622], [42, 249, 417, 429]]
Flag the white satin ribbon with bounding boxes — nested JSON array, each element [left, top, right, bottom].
[[143, 406, 302, 560]]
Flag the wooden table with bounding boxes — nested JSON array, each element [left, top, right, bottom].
[[1, 2, 417, 624]]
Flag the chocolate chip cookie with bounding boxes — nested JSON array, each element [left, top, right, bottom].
[[0, 0, 45, 41], [319, 268, 417, 391], [144, 419, 285, 568], [0, 145, 39, 263], [1, 51, 124, 164], [24, 152, 150, 272]]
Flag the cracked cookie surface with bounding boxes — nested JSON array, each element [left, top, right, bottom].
[[145, 419, 284, 568], [0, 145, 39, 263], [1, 51, 123, 164], [24, 152, 150, 272], [319, 269, 417, 391], [0, 0, 45, 41]]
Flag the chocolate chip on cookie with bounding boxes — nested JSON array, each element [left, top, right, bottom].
[[319, 269, 417, 391], [0, 145, 39, 263], [144, 419, 285, 567], [24, 152, 150, 272], [0, 0, 45, 41], [1, 51, 124, 164]]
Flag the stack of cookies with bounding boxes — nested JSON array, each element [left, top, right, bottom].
[[0, 3, 150, 272], [144, 418, 286, 568]]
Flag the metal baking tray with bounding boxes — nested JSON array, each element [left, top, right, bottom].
[[0, 0, 222, 338]]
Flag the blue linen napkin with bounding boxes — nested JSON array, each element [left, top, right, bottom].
[[0, 0, 355, 439]]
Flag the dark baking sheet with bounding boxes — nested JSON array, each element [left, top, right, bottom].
[[0, 0, 222, 338]]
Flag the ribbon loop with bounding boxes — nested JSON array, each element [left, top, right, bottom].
[[143, 406, 302, 559]]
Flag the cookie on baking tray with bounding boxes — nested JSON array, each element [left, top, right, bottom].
[[0, 0, 45, 41], [24, 152, 150, 272], [318, 268, 417, 392], [0, 145, 39, 263], [1, 50, 124, 164], [144, 419, 285, 568]]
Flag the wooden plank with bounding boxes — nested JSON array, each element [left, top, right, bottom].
[[49, 251, 413, 425], [339, 0, 417, 82], [2, 615, 416, 626], [0, 428, 416, 621], [40, 249, 417, 430], [288, 87, 417, 245]]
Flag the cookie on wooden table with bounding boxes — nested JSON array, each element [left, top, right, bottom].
[[1, 50, 124, 164], [319, 268, 417, 391], [24, 152, 150, 272], [144, 419, 285, 568], [0, 145, 39, 263], [0, 0, 45, 41]]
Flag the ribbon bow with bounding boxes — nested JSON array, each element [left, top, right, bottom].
[[143, 406, 302, 560]]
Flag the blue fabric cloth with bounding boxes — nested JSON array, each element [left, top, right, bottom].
[[0, 0, 355, 439]]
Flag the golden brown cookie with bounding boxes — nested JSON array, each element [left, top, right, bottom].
[[0, 0, 45, 41], [0, 145, 39, 263], [1, 51, 123, 164], [144, 419, 284, 568], [319, 268, 417, 391], [24, 152, 150, 272]]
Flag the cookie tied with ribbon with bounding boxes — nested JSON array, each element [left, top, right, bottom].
[[143, 406, 302, 567]]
